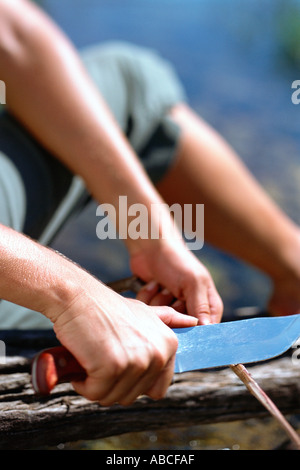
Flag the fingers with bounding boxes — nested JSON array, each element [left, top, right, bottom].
[[72, 329, 178, 407], [137, 278, 223, 326], [137, 280, 173, 306], [208, 287, 224, 324], [146, 355, 176, 400], [154, 305, 198, 327], [104, 353, 176, 406], [70, 272, 223, 407], [137, 281, 187, 314], [184, 273, 223, 325], [136, 282, 197, 326]]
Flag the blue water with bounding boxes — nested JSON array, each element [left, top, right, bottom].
[[40, 0, 300, 314]]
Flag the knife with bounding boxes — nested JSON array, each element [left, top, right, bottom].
[[30, 277, 300, 448], [31, 313, 300, 395]]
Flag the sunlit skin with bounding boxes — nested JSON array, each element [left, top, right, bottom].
[[0, 0, 300, 405]]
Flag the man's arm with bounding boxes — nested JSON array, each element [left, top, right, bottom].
[[0, 223, 199, 404], [0, 0, 223, 325]]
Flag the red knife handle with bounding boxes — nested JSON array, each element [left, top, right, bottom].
[[31, 346, 86, 395]]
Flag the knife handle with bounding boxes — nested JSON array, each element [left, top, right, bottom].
[[31, 346, 86, 395]]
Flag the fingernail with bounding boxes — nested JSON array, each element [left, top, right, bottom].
[[161, 288, 171, 296], [186, 316, 198, 326], [145, 280, 158, 291]]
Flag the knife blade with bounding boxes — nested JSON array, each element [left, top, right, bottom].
[[31, 313, 300, 395], [174, 313, 300, 372]]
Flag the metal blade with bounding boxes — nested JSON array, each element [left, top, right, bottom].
[[174, 313, 300, 373]]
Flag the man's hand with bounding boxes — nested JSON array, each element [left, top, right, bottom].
[[130, 238, 223, 325], [0, 225, 198, 406], [46, 275, 197, 406]]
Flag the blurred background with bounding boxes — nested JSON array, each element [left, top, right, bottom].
[[34, 0, 300, 449]]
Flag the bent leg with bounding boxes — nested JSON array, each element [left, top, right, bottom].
[[0, 151, 26, 232], [0, 151, 53, 329], [0, 113, 85, 329], [156, 103, 300, 315]]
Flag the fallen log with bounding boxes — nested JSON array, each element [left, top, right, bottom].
[[0, 328, 300, 450]]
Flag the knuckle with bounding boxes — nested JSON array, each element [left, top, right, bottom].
[[197, 301, 211, 314], [152, 348, 165, 370], [167, 329, 179, 351], [151, 336, 177, 370], [110, 357, 127, 377], [133, 355, 149, 375], [216, 296, 224, 314], [196, 272, 210, 288], [180, 271, 208, 296]]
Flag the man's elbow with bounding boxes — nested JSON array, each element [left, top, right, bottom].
[[0, 0, 51, 62], [0, 2, 29, 61]]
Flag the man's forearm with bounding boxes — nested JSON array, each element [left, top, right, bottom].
[[0, 0, 179, 254], [0, 224, 95, 320]]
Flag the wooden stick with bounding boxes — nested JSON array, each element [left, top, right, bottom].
[[230, 363, 300, 450], [107, 275, 143, 294]]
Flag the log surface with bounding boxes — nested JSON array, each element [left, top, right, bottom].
[[0, 330, 300, 449]]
